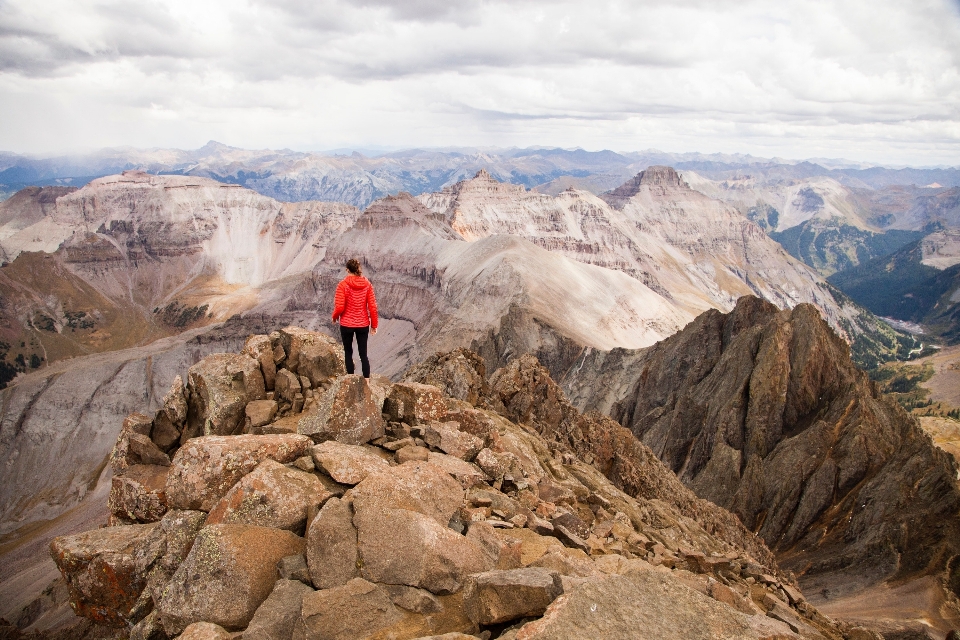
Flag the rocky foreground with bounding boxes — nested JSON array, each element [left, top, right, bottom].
[[10, 327, 884, 640]]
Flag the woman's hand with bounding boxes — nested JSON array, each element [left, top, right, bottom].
[[372, 327, 378, 335]]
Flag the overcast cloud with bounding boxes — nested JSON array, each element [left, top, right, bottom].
[[0, 0, 958, 165]]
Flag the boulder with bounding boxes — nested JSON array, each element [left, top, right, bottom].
[[50, 523, 158, 626], [300, 578, 403, 640], [401, 348, 489, 405], [246, 400, 279, 430], [137, 509, 207, 604], [244, 334, 278, 391], [355, 506, 492, 594], [311, 441, 390, 485], [495, 528, 564, 566], [110, 413, 156, 475], [296, 332, 346, 387], [164, 434, 312, 511], [423, 422, 484, 461], [528, 549, 598, 578], [205, 459, 332, 534], [184, 353, 266, 440], [156, 524, 305, 634], [463, 567, 563, 625], [298, 375, 385, 444], [475, 448, 506, 480], [243, 579, 315, 640], [109, 464, 169, 523], [274, 326, 310, 373], [384, 383, 447, 425], [275, 368, 302, 406], [179, 622, 231, 640], [128, 433, 171, 467], [514, 568, 777, 640], [426, 453, 490, 489], [351, 461, 464, 526], [129, 610, 165, 640], [151, 375, 188, 451], [277, 554, 311, 584], [306, 497, 359, 589], [465, 523, 523, 570], [397, 445, 431, 463], [442, 407, 499, 447], [384, 585, 442, 613]]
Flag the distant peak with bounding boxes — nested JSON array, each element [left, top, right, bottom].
[[638, 166, 684, 187], [473, 168, 493, 180], [602, 165, 688, 204], [198, 140, 233, 154]]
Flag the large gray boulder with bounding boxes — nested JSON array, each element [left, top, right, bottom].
[[205, 459, 332, 533], [355, 506, 492, 594], [156, 524, 305, 634], [350, 461, 464, 526], [243, 579, 315, 640], [50, 523, 158, 626], [300, 578, 403, 640], [183, 353, 266, 440], [164, 434, 312, 511], [298, 375, 385, 444], [463, 567, 563, 625], [306, 497, 360, 589]]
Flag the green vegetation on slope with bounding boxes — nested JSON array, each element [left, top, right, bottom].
[[828, 240, 960, 328], [771, 218, 924, 277]]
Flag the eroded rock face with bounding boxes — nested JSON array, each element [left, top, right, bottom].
[[487, 351, 777, 569], [164, 434, 313, 511], [569, 296, 960, 598], [157, 524, 305, 634], [50, 523, 158, 626], [298, 375, 385, 444]]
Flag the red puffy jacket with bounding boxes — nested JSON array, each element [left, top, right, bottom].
[[332, 275, 378, 329]]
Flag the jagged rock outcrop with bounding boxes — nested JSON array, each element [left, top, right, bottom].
[[47, 338, 850, 640], [566, 296, 960, 611]]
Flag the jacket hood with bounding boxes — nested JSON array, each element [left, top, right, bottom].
[[344, 275, 370, 290]]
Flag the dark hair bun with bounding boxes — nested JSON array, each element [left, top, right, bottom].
[[346, 259, 362, 275]]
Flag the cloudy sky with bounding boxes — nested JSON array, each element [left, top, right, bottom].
[[1, 0, 959, 165]]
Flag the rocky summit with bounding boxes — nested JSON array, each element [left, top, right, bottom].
[[33, 333, 875, 640]]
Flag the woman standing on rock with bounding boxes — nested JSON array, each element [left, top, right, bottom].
[[332, 258, 378, 378]]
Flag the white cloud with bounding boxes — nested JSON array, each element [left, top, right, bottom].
[[0, 0, 958, 165]]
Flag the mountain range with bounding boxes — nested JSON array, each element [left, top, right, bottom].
[[1, 158, 959, 637]]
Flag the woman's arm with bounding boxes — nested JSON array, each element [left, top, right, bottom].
[[332, 282, 346, 323], [368, 285, 378, 333]]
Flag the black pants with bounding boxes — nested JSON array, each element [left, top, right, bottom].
[[339, 325, 370, 378]]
